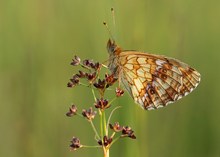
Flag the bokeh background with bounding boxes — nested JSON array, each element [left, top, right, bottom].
[[1, 0, 220, 157]]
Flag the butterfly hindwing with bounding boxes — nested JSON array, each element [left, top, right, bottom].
[[118, 51, 201, 110], [107, 39, 201, 110]]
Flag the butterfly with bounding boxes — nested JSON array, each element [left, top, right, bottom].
[[107, 39, 201, 110]]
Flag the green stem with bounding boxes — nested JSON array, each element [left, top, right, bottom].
[[76, 112, 84, 118], [82, 145, 102, 148], [103, 147, 109, 157], [100, 109, 103, 139], [109, 135, 121, 147], [101, 63, 108, 68], [90, 120, 100, 140], [79, 82, 89, 87], [110, 132, 116, 139], [80, 63, 92, 71], [91, 88, 97, 102], [102, 110, 107, 136], [108, 97, 117, 106], [106, 106, 121, 135]]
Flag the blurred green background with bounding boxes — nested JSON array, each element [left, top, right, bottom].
[[1, 0, 220, 157]]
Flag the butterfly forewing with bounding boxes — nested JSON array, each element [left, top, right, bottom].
[[107, 39, 201, 110]]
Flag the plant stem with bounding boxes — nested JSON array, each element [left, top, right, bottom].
[[110, 135, 121, 146], [101, 110, 109, 157], [82, 145, 101, 148], [100, 109, 103, 139], [90, 120, 100, 140], [91, 88, 97, 101], [106, 106, 121, 135], [102, 110, 107, 135], [103, 147, 109, 157]]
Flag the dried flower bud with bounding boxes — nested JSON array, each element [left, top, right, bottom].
[[98, 136, 112, 147], [86, 72, 96, 81], [76, 70, 86, 78], [82, 107, 97, 121], [89, 62, 101, 70], [94, 98, 109, 109], [115, 87, 124, 97], [67, 82, 74, 87], [70, 56, 81, 66], [93, 79, 106, 89], [82, 59, 100, 70], [109, 122, 123, 132], [66, 104, 78, 117], [103, 136, 112, 147], [105, 73, 117, 87], [93, 62, 101, 70], [90, 62, 96, 69], [121, 126, 136, 139], [70, 137, 82, 150], [82, 59, 95, 69], [70, 75, 80, 84], [97, 140, 102, 146], [68, 75, 80, 88], [82, 59, 93, 67]]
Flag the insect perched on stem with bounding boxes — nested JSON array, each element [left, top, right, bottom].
[[107, 39, 201, 110], [103, 15, 201, 110]]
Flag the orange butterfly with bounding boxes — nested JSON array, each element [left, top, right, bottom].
[[107, 39, 201, 110]]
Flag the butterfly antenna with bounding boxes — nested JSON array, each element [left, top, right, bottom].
[[111, 7, 118, 42], [111, 7, 116, 29], [103, 21, 115, 42]]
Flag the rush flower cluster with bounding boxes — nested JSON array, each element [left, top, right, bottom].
[[66, 55, 136, 155]]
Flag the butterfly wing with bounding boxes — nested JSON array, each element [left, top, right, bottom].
[[118, 51, 201, 110]]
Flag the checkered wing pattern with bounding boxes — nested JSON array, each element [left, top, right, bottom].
[[107, 39, 201, 110], [118, 52, 200, 110]]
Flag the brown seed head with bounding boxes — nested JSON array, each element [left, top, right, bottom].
[[94, 98, 109, 109], [67, 82, 74, 87], [82, 59, 92, 67], [76, 70, 86, 78], [68, 75, 80, 88], [121, 126, 136, 139], [93, 79, 106, 89], [70, 137, 81, 151], [82, 107, 97, 121], [109, 122, 123, 132], [82, 59, 100, 70], [85, 72, 96, 81], [70, 56, 81, 66], [66, 104, 78, 117], [105, 73, 117, 87], [115, 87, 124, 97], [70, 75, 80, 84], [98, 136, 112, 147], [93, 62, 101, 70], [103, 135, 112, 147]]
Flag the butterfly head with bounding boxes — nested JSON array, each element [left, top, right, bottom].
[[107, 39, 121, 55]]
